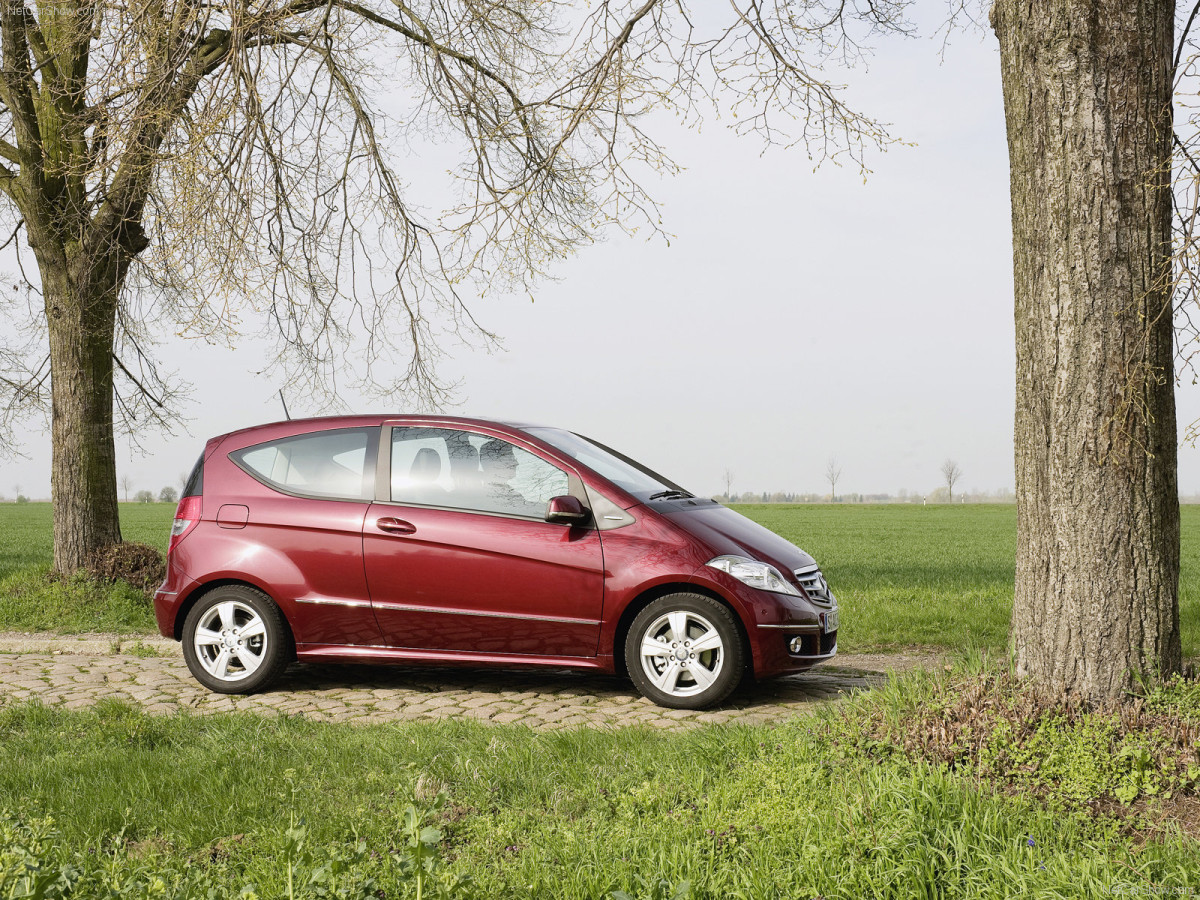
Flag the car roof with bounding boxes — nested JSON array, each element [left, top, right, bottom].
[[208, 414, 560, 448]]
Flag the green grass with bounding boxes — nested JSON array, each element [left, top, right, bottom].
[[0, 569, 157, 634], [0, 502, 172, 581], [733, 504, 1200, 659], [0, 692, 1196, 899], [0, 503, 171, 634], [2, 505, 1198, 896], [1, 501, 1199, 656]]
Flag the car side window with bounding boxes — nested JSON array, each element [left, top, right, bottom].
[[391, 427, 568, 517], [232, 427, 377, 500]]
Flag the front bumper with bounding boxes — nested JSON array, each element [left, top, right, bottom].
[[754, 621, 838, 675], [690, 567, 838, 677]]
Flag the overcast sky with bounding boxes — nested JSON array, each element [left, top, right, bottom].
[[5, 17, 1200, 502]]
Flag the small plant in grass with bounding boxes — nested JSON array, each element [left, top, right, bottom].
[[121, 641, 166, 659], [280, 768, 473, 900], [280, 810, 378, 899], [395, 794, 474, 900], [1141, 674, 1200, 722], [611, 876, 691, 900], [0, 814, 74, 900], [839, 667, 1200, 810]]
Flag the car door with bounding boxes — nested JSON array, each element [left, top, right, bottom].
[[224, 425, 384, 646], [362, 425, 605, 657]]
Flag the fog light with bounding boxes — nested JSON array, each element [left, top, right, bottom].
[[789, 636, 804, 654]]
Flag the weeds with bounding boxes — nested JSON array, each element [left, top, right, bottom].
[[837, 667, 1200, 809], [86, 543, 166, 598], [0, 784, 477, 900]]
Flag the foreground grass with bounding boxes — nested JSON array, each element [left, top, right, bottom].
[[1, 677, 1197, 899]]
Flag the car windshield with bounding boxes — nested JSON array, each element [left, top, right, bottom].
[[523, 427, 688, 499]]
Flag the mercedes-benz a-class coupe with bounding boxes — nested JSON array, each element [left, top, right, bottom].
[[155, 416, 838, 709]]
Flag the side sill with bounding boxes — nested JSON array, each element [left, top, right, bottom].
[[295, 644, 610, 671]]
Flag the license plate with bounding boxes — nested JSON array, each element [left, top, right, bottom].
[[822, 608, 839, 634]]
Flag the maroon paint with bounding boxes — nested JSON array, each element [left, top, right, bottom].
[[362, 503, 604, 657], [155, 415, 836, 681]]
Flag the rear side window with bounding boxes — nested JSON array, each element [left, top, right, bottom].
[[182, 454, 204, 498], [231, 428, 378, 501]]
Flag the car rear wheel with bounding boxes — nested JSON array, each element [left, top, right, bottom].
[[625, 593, 744, 709], [182, 585, 290, 694]]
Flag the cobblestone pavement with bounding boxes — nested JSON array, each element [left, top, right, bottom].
[[0, 634, 931, 730]]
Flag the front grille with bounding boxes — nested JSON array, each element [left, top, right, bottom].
[[794, 565, 834, 607]]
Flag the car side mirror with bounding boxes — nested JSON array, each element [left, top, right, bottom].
[[545, 495, 590, 525]]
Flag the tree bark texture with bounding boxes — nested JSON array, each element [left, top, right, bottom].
[[992, 0, 1181, 698], [39, 242, 123, 573]]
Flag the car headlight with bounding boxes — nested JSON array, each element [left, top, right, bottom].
[[706, 555, 801, 597]]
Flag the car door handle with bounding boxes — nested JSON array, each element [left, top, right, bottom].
[[376, 517, 417, 535]]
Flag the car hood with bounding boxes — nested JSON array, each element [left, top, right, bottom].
[[657, 504, 817, 574]]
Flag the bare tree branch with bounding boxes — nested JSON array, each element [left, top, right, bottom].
[[1, 0, 908, 444]]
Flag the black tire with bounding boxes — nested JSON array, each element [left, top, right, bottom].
[[624, 593, 745, 709], [181, 584, 290, 694]]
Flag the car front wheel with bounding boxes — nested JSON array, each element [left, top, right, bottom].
[[625, 593, 745, 709], [182, 585, 290, 694]]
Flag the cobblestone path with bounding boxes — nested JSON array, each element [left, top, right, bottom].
[[0, 635, 920, 730]]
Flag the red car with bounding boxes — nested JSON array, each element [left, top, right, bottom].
[[155, 416, 838, 709]]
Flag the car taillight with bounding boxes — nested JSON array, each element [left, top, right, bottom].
[[169, 495, 202, 555]]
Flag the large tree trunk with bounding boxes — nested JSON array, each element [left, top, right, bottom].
[[992, 0, 1181, 699], [40, 249, 123, 573]]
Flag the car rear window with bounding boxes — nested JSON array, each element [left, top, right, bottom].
[[231, 427, 377, 501]]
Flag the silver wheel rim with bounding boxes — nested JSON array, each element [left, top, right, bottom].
[[638, 610, 725, 698], [192, 600, 269, 683]]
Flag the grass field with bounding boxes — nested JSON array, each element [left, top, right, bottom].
[[1, 501, 1199, 657], [737, 503, 1020, 653], [0, 502, 171, 579], [737, 503, 1200, 658], [0, 687, 1197, 899], [2, 504, 1199, 896], [0, 503, 172, 634]]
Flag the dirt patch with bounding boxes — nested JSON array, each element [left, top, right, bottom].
[[824, 650, 947, 676]]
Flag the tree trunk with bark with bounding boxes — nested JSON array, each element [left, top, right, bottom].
[[38, 241, 124, 573], [991, 0, 1181, 699]]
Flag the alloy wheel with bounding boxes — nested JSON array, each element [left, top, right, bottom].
[[191, 599, 270, 683], [637, 609, 726, 699]]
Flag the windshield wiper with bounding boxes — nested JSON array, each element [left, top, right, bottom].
[[648, 489, 694, 500]]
